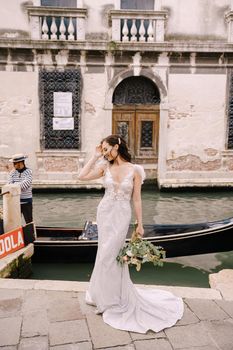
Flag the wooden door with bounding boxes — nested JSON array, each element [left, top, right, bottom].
[[112, 106, 159, 163]]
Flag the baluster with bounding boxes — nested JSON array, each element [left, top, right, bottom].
[[51, 17, 58, 40], [41, 16, 49, 39], [131, 19, 137, 42], [139, 19, 145, 42], [147, 19, 154, 42], [68, 17, 74, 40], [122, 19, 129, 42], [59, 16, 66, 40]]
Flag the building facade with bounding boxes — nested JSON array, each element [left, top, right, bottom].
[[1, 0, 233, 188]]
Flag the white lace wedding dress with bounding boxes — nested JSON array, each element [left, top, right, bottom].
[[85, 163, 183, 333]]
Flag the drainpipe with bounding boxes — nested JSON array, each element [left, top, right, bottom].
[[1, 184, 21, 233]]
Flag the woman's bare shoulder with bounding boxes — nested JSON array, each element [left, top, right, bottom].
[[133, 164, 146, 184]]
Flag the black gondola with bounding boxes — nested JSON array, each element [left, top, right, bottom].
[[32, 217, 233, 262]]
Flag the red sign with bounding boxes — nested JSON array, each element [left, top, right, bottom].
[[0, 227, 25, 259]]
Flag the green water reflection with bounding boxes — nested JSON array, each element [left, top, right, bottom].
[[31, 261, 210, 288], [31, 249, 233, 288], [30, 190, 233, 288], [33, 189, 233, 227]]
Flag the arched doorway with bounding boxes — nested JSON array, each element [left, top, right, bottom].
[[112, 76, 160, 163]]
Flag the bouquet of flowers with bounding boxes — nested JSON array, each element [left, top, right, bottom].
[[117, 229, 166, 272]]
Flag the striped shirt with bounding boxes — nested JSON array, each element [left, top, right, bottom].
[[8, 168, 32, 204]]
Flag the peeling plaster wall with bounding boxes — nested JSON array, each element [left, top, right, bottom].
[[0, 71, 39, 180], [0, 0, 31, 38], [167, 73, 226, 172], [0, 1, 233, 187], [0, 0, 230, 41], [82, 70, 111, 156], [83, 0, 114, 39], [163, 0, 229, 41]]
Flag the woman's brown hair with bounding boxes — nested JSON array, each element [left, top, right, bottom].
[[102, 134, 131, 163]]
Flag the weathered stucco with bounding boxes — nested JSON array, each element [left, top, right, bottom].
[[0, 158, 11, 173], [167, 155, 221, 171], [163, 0, 229, 40], [0, 1, 233, 188], [0, 0, 230, 41], [0, 0, 31, 38], [0, 72, 39, 173], [42, 157, 79, 172], [167, 74, 226, 159]]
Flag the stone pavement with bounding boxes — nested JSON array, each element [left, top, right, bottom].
[[0, 278, 233, 350]]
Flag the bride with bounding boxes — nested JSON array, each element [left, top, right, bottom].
[[78, 134, 183, 333]]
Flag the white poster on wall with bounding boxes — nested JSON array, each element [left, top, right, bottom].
[[53, 92, 72, 117], [53, 117, 74, 130]]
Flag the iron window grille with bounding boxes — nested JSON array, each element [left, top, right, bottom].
[[39, 69, 81, 149]]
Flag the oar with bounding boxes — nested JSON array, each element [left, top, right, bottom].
[[0, 191, 10, 196]]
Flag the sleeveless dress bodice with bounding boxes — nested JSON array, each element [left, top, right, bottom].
[[102, 166, 134, 202]]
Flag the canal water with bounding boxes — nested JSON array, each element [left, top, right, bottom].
[[30, 189, 233, 288]]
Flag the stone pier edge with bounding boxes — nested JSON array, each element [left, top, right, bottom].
[[0, 276, 232, 301]]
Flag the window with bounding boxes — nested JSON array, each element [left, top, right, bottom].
[[39, 70, 81, 150], [41, 0, 77, 7], [121, 0, 154, 10], [113, 76, 160, 105]]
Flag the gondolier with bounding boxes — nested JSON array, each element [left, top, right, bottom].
[[8, 153, 33, 224]]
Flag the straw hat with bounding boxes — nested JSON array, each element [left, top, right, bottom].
[[9, 153, 28, 163]]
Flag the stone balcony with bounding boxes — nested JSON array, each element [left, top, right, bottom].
[[27, 6, 168, 44], [7, 5, 229, 53], [109, 9, 168, 43], [27, 6, 87, 41]]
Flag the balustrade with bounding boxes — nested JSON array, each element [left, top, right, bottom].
[[28, 6, 87, 41], [110, 10, 168, 43], [28, 7, 167, 44]]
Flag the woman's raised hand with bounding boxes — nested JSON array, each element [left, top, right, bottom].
[[94, 144, 103, 159]]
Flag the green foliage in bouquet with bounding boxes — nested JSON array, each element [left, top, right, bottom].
[[117, 230, 166, 272]]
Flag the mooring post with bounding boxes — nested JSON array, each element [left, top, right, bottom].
[[1, 184, 21, 233]]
